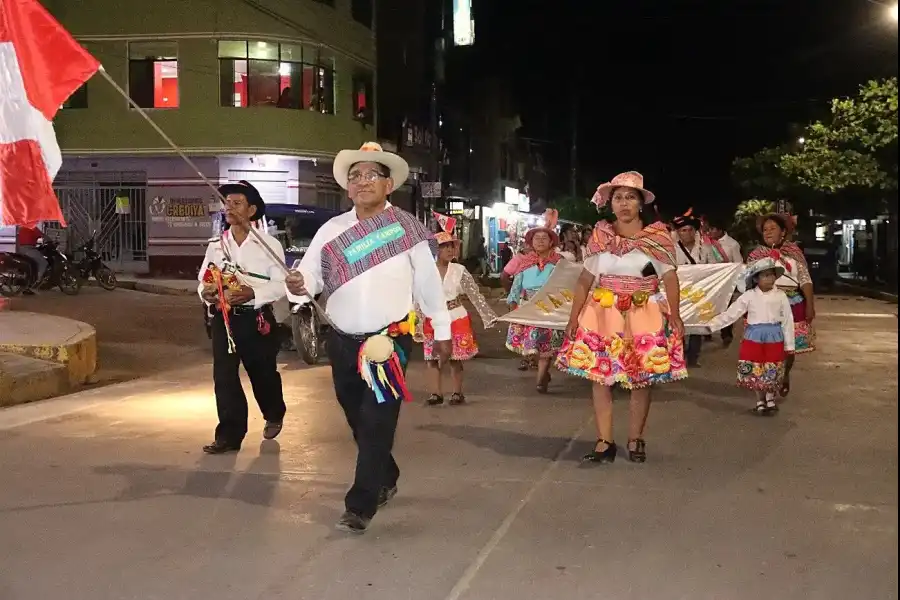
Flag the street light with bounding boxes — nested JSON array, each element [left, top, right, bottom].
[[798, 137, 806, 145], [891, 3, 898, 21]]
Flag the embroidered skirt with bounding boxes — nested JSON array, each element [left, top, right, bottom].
[[423, 315, 479, 361], [505, 323, 565, 358], [555, 275, 688, 389], [784, 288, 815, 353], [737, 323, 787, 392]]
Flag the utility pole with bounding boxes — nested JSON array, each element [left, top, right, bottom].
[[428, 0, 447, 227], [569, 87, 578, 198]]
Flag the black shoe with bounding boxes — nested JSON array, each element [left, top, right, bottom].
[[449, 392, 466, 405], [582, 439, 617, 464], [22, 289, 35, 296], [336, 510, 371, 535], [263, 420, 283, 440], [378, 485, 398, 508], [202, 440, 241, 454], [627, 438, 647, 463], [426, 394, 444, 406]]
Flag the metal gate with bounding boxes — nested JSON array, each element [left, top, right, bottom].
[[46, 185, 148, 273]]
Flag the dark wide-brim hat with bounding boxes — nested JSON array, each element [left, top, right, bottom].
[[672, 214, 700, 230], [218, 180, 265, 221]]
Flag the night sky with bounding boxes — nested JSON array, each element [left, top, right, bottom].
[[471, 0, 898, 218]]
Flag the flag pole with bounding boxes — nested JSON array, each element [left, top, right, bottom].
[[96, 66, 337, 326]]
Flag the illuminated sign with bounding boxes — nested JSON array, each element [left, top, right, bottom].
[[453, 0, 474, 46], [504, 186, 519, 205]]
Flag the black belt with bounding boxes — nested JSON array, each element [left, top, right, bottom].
[[213, 304, 272, 315]]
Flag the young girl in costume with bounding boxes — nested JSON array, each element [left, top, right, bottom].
[[703, 257, 795, 415], [506, 209, 566, 394], [421, 219, 499, 405]]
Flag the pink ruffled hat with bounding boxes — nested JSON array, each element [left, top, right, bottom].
[[591, 171, 656, 207]]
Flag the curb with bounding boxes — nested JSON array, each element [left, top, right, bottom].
[[834, 280, 899, 304], [113, 280, 196, 297]]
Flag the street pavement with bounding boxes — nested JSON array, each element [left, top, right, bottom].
[[0, 295, 896, 600]]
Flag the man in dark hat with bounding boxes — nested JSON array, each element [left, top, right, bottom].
[[198, 181, 288, 454], [672, 210, 710, 368]]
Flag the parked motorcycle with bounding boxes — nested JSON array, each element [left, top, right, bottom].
[[291, 300, 328, 365], [75, 231, 117, 291], [0, 238, 81, 297]]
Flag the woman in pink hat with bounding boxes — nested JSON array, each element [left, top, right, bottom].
[[505, 209, 566, 393], [556, 172, 686, 463]]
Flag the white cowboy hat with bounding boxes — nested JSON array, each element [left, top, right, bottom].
[[745, 256, 786, 289], [592, 171, 656, 206], [332, 141, 410, 190]]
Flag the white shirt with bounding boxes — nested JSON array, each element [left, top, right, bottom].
[[674, 238, 710, 266], [717, 233, 743, 263], [584, 249, 675, 280], [197, 229, 287, 309], [289, 203, 452, 340], [437, 262, 497, 324], [706, 287, 795, 352]]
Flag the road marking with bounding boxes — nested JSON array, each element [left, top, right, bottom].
[[818, 312, 897, 318], [443, 418, 592, 600]]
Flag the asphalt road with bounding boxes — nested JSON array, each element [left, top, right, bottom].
[[0, 292, 896, 600]]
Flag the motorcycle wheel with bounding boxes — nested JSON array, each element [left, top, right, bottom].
[[95, 266, 117, 291], [0, 278, 25, 297], [292, 310, 319, 365], [58, 267, 82, 296]]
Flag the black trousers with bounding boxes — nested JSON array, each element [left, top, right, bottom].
[[685, 334, 703, 366], [327, 329, 413, 519], [211, 307, 286, 444]]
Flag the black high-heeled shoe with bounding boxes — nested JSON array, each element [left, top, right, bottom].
[[627, 438, 647, 463], [582, 439, 617, 464]]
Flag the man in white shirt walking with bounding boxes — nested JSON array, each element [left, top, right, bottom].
[[198, 181, 288, 454], [673, 211, 709, 367], [704, 217, 743, 346], [285, 142, 452, 535]]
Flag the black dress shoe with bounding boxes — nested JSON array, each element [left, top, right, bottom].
[[336, 511, 371, 534], [378, 485, 398, 508], [263, 420, 283, 440], [202, 440, 241, 454]]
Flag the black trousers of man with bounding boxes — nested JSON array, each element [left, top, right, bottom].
[[211, 306, 286, 445], [685, 334, 703, 367], [327, 328, 413, 520]]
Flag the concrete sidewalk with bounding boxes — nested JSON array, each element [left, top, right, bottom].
[[0, 299, 896, 600]]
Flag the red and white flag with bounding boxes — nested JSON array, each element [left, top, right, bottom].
[[0, 0, 99, 226], [432, 211, 456, 234]]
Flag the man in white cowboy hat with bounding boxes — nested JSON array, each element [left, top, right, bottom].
[[285, 142, 452, 534]]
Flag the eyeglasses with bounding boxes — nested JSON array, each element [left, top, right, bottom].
[[347, 171, 387, 184]]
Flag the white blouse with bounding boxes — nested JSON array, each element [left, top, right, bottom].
[[584, 249, 676, 282], [706, 287, 795, 352], [439, 263, 498, 324]]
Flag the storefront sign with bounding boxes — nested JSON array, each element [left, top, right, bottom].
[[147, 190, 214, 238], [421, 181, 442, 198]]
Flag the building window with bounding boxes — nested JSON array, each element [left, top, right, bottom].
[[62, 84, 88, 109], [351, 0, 373, 28], [352, 70, 374, 125], [128, 41, 179, 109], [218, 40, 334, 114]]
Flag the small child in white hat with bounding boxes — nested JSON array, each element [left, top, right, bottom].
[[702, 257, 796, 415]]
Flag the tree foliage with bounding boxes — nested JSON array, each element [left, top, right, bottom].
[[550, 195, 603, 225], [731, 199, 775, 249], [781, 78, 898, 194]]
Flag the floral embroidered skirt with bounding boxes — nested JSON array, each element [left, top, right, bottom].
[[555, 293, 687, 389], [423, 315, 479, 361], [784, 288, 815, 354], [737, 323, 787, 392], [505, 323, 565, 358]]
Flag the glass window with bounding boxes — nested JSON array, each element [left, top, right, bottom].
[[352, 70, 374, 125], [63, 84, 88, 109], [218, 40, 333, 113], [351, 0, 373, 28], [128, 41, 179, 109]]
